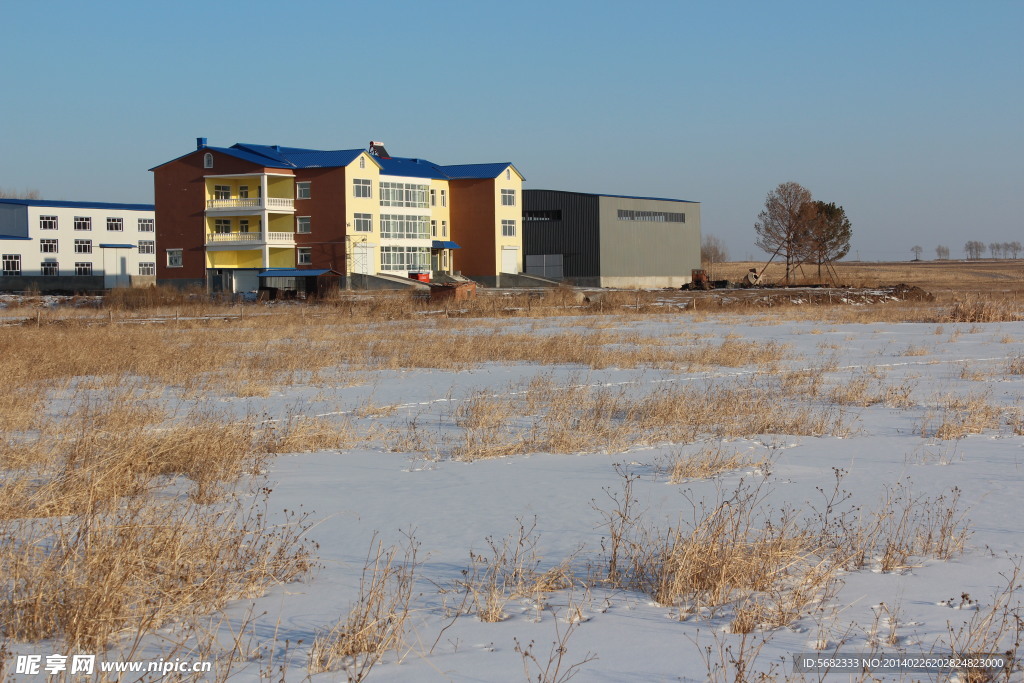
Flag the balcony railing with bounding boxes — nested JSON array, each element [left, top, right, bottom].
[[206, 197, 295, 211], [206, 231, 295, 244]]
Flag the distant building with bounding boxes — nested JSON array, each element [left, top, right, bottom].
[[0, 198, 156, 291], [523, 190, 701, 288], [150, 139, 525, 292]]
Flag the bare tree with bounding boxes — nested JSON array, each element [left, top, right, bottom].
[[964, 241, 985, 259], [911, 245, 923, 261], [701, 235, 728, 266], [990, 242, 1002, 259], [1009, 241, 1022, 259], [935, 245, 950, 260], [0, 187, 41, 199], [754, 181, 814, 283]]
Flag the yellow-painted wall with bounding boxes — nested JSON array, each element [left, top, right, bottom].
[[206, 250, 264, 268], [203, 175, 295, 200], [346, 152, 381, 238], [267, 176, 294, 199], [493, 166, 524, 272], [267, 214, 293, 233], [269, 248, 294, 268]]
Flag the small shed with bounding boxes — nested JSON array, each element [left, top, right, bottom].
[[257, 268, 342, 299]]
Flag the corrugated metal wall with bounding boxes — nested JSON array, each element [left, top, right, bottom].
[[522, 190, 600, 279]]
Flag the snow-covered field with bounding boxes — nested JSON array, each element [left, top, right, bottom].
[[6, 311, 1024, 681]]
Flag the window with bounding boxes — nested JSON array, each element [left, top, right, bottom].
[[379, 182, 429, 208], [106, 218, 123, 231], [353, 213, 372, 232], [2, 254, 21, 276], [138, 262, 155, 276], [297, 181, 311, 199], [430, 189, 436, 206], [296, 216, 311, 234], [74, 216, 92, 231], [442, 220, 448, 237], [506, 169, 511, 180], [166, 249, 183, 268], [203, 153, 213, 168], [431, 220, 437, 237], [353, 179, 371, 198], [137, 218, 154, 232], [138, 240, 155, 254], [39, 215, 58, 230], [214, 219, 232, 234], [501, 189, 516, 206], [239, 219, 250, 233], [214, 185, 230, 200], [75, 262, 93, 276], [524, 210, 562, 221], [74, 239, 93, 254], [359, 156, 365, 169], [238, 186, 249, 199], [297, 247, 312, 265], [502, 219, 516, 237], [616, 209, 685, 223], [379, 214, 430, 239], [379, 246, 431, 271], [40, 239, 58, 253], [440, 189, 447, 207], [41, 261, 59, 276]]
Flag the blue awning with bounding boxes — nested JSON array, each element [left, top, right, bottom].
[[98, 243, 137, 248], [257, 269, 340, 278], [431, 240, 461, 249]]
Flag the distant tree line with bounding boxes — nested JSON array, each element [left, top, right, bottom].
[[0, 187, 41, 199], [963, 240, 1022, 260]]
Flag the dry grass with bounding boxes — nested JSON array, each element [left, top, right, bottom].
[[308, 534, 418, 680], [921, 392, 1005, 440], [663, 443, 756, 482]]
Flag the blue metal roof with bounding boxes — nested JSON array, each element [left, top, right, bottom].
[[441, 163, 521, 180], [231, 144, 369, 170], [0, 198, 154, 211], [376, 156, 449, 179], [431, 240, 461, 249], [257, 268, 340, 278]]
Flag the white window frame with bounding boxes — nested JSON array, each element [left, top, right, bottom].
[[238, 185, 249, 199], [75, 262, 93, 276], [40, 239, 58, 253], [296, 216, 311, 234], [74, 216, 92, 231], [203, 153, 213, 168], [353, 213, 372, 232], [214, 219, 232, 234], [2, 254, 21, 276], [431, 220, 437, 237], [501, 189, 516, 206], [74, 239, 93, 254], [297, 247, 312, 265], [39, 215, 58, 230], [41, 261, 59, 276], [139, 262, 155, 276], [214, 185, 230, 200], [440, 189, 447, 207], [138, 240, 155, 254], [353, 179, 371, 198], [166, 249, 183, 268], [106, 217, 124, 231], [430, 189, 436, 206], [296, 181, 311, 199], [442, 220, 448, 237], [137, 218, 154, 232], [502, 219, 517, 237]]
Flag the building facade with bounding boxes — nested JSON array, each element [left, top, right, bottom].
[[523, 190, 701, 288], [151, 140, 524, 292], [0, 199, 156, 291]]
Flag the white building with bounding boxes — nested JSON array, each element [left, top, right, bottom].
[[0, 199, 156, 290]]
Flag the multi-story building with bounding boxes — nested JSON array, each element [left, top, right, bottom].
[[0, 198, 156, 291], [523, 190, 701, 288], [151, 140, 524, 292]]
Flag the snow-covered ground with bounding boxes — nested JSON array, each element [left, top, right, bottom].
[[8, 313, 1024, 681]]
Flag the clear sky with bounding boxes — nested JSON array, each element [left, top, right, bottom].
[[1, 0, 1020, 261]]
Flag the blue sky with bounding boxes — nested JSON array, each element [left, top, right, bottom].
[[1, 0, 1020, 261]]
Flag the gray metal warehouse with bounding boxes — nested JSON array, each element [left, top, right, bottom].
[[522, 190, 701, 288]]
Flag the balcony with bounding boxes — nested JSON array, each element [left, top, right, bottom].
[[206, 197, 295, 212], [206, 231, 295, 246]]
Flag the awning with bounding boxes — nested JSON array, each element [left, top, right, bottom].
[[431, 240, 461, 249], [257, 269, 340, 278], [98, 243, 137, 248]]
